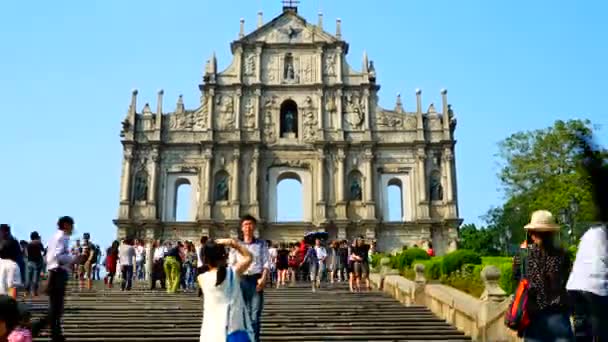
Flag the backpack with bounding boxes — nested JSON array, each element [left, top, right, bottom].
[[504, 248, 531, 335]]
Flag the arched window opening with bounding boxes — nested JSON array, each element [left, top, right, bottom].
[[387, 178, 403, 222], [348, 170, 363, 201], [175, 179, 193, 222], [276, 173, 303, 222], [280, 100, 298, 138], [214, 171, 230, 202]]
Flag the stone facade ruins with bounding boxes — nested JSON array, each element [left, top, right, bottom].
[[114, 5, 461, 255]]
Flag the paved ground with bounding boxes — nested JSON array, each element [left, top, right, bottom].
[[27, 281, 471, 341]]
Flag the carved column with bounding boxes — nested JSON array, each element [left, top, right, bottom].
[[235, 89, 242, 130], [231, 148, 240, 218], [362, 148, 375, 219], [199, 148, 213, 219], [236, 46, 243, 84], [207, 88, 215, 130], [444, 148, 454, 203], [255, 45, 262, 83], [335, 148, 346, 219], [336, 46, 343, 84], [120, 146, 134, 203], [316, 89, 323, 129], [336, 89, 343, 131], [316, 148, 326, 222], [416, 148, 430, 220], [254, 89, 261, 130], [249, 148, 259, 218], [316, 46, 323, 83], [363, 89, 370, 130], [148, 148, 159, 203]]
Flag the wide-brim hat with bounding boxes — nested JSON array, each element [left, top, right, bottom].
[[524, 210, 561, 232]]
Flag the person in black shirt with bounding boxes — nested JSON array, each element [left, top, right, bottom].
[[350, 237, 370, 292], [26, 231, 45, 297], [0, 225, 24, 284]]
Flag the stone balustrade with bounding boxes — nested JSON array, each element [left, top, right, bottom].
[[370, 261, 522, 342]]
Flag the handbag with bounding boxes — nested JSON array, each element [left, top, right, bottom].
[[225, 268, 252, 342], [504, 248, 531, 335]]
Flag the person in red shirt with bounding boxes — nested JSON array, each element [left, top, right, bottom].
[[426, 242, 435, 257]]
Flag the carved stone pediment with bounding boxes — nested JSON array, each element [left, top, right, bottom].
[[241, 12, 337, 45], [375, 110, 417, 130], [270, 158, 310, 169]]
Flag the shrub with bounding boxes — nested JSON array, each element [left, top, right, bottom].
[[440, 270, 485, 297], [391, 248, 430, 271], [370, 253, 386, 268], [481, 256, 513, 266], [498, 262, 516, 294], [417, 257, 443, 280], [441, 250, 482, 276]]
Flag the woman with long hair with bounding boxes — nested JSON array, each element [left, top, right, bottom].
[[513, 210, 574, 340], [198, 238, 253, 341]]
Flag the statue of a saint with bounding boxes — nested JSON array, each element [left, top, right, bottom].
[[350, 179, 362, 201], [215, 177, 229, 201], [284, 111, 295, 133], [133, 170, 148, 201], [430, 175, 443, 201]]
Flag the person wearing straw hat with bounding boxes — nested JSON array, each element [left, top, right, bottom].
[[513, 210, 574, 341]]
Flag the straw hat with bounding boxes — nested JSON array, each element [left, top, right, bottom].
[[524, 210, 561, 232]]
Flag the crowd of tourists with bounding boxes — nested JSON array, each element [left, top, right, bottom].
[[1, 210, 607, 341]]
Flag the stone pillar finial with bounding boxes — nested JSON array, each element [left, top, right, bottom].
[[395, 93, 403, 113], [130, 89, 138, 115], [336, 18, 342, 39], [362, 50, 369, 74], [414, 263, 427, 284], [257, 11, 263, 28], [239, 18, 245, 38], [318, 12, 323, 29], [480, 265, 507, 302]]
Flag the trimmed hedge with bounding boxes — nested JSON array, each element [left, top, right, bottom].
[[391, 248, 430, 270], [441, 250, 482, 276]]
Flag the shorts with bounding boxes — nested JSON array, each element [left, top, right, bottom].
[[353, 262, 369, 278], [78, 263, 92, 279]]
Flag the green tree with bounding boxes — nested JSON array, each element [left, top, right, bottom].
[[492, 119, 604, 244], [458, 223, 501, 256]]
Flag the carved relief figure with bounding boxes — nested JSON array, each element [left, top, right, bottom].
[[245, 54, 256, 76], [217, 95, 235, 130], [325, 54, 336, 75], [133, 169, 149, 201], [350, 179, 362, 201], [215, 176, 229, 201], [376, 111, 402, 128], [302, 96, 317, 142], [193, 96, 209, 129], [404, 115, 417, 130], [243, 97, 256, 129], [430, 172, 443, 201], [343, 94, 364, 130]]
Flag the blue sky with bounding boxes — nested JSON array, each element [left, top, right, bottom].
[[1, 0, 606, 250]]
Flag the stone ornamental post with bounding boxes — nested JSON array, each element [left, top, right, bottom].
[[416, 148, 427, 203], [207, 88, 215, 130]]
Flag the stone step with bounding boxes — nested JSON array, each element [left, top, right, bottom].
[[27, 281, 471, 341]]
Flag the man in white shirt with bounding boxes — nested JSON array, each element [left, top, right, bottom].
[[0, 240, 22, 299], [314, 239, 327, 287], [32, 216, 75, 341], [119, 238, 136, 291], [566, 224, 608, 341]]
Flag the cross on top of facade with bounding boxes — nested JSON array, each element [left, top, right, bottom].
[[282, 0, 300, 12]]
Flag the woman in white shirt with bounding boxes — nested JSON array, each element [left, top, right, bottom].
[[198, 238, 253, 342]]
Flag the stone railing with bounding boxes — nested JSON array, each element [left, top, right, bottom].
[[369, 259, 521, 342]]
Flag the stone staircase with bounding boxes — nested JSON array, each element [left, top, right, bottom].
[[28, 281, 471, 341]]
